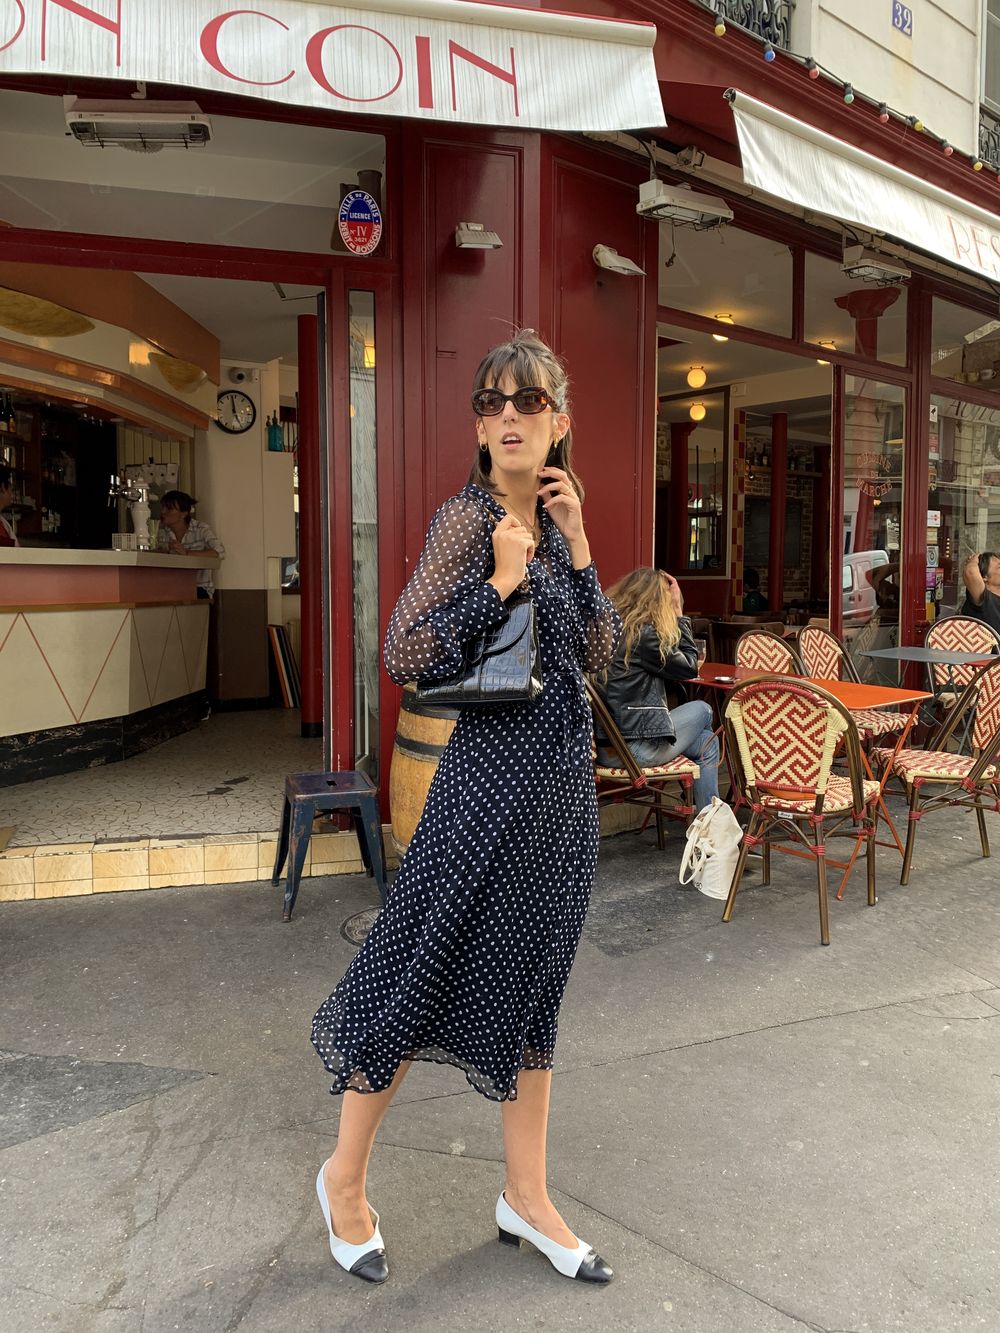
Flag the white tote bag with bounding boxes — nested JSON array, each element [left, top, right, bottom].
[[678, 797, 744, 900]]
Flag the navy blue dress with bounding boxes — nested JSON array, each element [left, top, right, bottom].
[[311, 484, 620, 1102]]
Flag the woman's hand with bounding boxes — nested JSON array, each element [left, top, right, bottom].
[[537, 466, 590, 568], [488, 514, 535, 600], [167, 538, 186, 555], [663, 571, 684, 616]]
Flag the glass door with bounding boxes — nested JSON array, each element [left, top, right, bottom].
[[348, 290, 379, 776]]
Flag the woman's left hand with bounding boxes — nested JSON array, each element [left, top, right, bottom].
[[537, 466, 584, 543]]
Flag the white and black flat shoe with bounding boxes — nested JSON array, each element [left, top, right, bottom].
[[315, 1165, 388, 1284], [495, 1192, 613, 1283]]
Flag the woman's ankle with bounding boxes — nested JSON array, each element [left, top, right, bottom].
[[324, 1154, 366, 1199]]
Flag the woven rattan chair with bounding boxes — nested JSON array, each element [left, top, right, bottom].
[[797, 624, 908, 745], [734, 629, 803, 675], [872, 658, 1000, 885], [586, 679, 699, 848], [924, 615, 1000, 749], [722, 676, 880, 945]]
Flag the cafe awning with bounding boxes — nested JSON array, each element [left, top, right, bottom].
[[0, 0, 664, 132], [728, 89, 1000, 286]]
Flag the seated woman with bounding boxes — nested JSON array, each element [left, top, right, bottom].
[[595, 567, 719, 812]]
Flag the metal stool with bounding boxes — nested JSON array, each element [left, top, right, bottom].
[[272, 771, 388, 921]]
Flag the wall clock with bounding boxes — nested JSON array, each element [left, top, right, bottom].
[[216, 389, 256, 435]]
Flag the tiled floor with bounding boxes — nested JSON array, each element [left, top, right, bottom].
[[2, 710, 323, 847]]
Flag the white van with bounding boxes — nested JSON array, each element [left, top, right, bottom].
[[842, 549, 890, 635]]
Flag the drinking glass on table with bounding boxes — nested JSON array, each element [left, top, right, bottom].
[[693, 638, 708, 672]]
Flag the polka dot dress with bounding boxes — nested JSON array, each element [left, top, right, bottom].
[[311, 484, 621, 1102]]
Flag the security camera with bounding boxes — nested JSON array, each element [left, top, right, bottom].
[[228, 367, 249, 384]]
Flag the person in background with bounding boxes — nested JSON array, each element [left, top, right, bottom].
[[961, 550, 1000, 634], [156, 490, 225, 599], [0, 465, 18, 546], [741, 567, 768, 614], [595, 566, 719, 812]]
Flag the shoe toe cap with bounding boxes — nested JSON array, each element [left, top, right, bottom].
[[350, 1249, 389, 1283], [577, 1251, 613, 1283]]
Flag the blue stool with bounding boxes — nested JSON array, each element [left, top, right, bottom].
[[272, 771, 388, 921]]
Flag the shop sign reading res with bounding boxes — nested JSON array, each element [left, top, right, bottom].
[[0, 0, 665, 131]]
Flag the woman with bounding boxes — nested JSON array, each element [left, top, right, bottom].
[[311, 330, 620, 1286], [156, 490, 225, 599], [596, 567, 719, 812]]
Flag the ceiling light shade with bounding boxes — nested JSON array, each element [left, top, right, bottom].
[[689, 403, 707, 422], [592, 244, 645, 276], [815, 340, 836, 366], [686, 366, 708, 389], [455, 222, 503, 250], [712, 314, 734, 342]]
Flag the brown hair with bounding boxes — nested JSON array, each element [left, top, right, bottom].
[[604, 567, 681, 666], [467, 328, 584, 500]]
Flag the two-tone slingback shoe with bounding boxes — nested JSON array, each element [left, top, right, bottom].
[[315, 1165, 389, 1284], [495, 1192, 613, 1283]]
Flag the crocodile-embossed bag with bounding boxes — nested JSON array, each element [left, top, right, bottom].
[[415, 591, 543, 707]]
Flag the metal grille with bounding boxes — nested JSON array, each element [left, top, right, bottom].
[[711, 0, 794, 47], [979, 105, 1000, 170]]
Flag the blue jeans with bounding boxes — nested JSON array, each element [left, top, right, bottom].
[[600, 700, 719, 812]]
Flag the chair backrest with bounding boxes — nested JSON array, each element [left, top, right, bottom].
[[925, 615, 1000, 689], [734, 629, 803, 674], [797, 625, 857, 682], [971, 659, 1000, 757], [583, 677, 646, 785], [724, 676, 861, 809]]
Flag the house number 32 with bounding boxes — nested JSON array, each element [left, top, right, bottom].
[[892, 2, 913, 37]]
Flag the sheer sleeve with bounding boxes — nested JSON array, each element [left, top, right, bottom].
[[569, 562, 621, 672], [383, 494, 509, 685]]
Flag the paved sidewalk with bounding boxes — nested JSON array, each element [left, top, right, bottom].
[[2, 813, 999, 1332]]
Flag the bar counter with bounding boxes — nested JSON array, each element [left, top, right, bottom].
[[0, 548, 221, 782]]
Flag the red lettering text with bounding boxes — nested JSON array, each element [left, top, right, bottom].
[[970, 225, 991, 274], [200, 10, 294, 87], [0, 0, 25, 54], [947, 216, 971, 262], [306, 24, 402, 102], [42, 0, 121, 66], [415, 34, 433, 110], [448, 41, 518, 117]]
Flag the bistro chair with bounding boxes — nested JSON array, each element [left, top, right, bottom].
[[734, 629, 803, 675], [923, 615, 1000, 750], [871, 658, 1000, 885], [585, 679, 699, 848], [798, 624, 908, 746], [722, 676, 880, 945]]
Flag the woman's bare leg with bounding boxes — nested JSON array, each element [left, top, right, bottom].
[[321, 1061, 410, 1243], [500, 1069, 576, 1247]]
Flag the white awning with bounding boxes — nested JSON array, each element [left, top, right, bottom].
[[0, 0, 664, 132], [729, 90, 1000, 285]]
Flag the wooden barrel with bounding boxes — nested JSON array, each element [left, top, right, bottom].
[[389, 685, 459, 856]]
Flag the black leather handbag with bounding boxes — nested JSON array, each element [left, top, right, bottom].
[[415, 593, 543, 707]]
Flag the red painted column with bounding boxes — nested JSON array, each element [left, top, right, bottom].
[[668, 422, 693, 573], [768, 413, 788, 613], [297, 313, 323, 739]]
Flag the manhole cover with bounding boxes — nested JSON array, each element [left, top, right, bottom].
[[341, 907, 380, 945]]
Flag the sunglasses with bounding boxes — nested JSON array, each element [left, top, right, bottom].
[[471, 386, 554, 417]]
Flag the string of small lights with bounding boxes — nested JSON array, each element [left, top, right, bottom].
[[691, 0, 997, 178]]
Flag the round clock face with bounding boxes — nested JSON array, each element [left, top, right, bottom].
[[216, 390, 256, 434]]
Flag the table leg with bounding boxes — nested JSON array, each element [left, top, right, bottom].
[[836, 701, 920, 900]]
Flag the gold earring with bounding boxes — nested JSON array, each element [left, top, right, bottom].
[[479, 440, 489, 452]]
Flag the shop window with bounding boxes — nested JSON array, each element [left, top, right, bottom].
[[805, 253, 907, 366], [931, 298, 1000, 389], [842, 377, 905, 682], [655, 389, 728, 574], [659, 224, 792, 339], [926, 393, 1000, 621], [350, 291, 379, 776], [984, 0, 1000, 113]]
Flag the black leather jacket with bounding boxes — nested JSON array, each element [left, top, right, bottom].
[[596, 618, 698, 742]]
